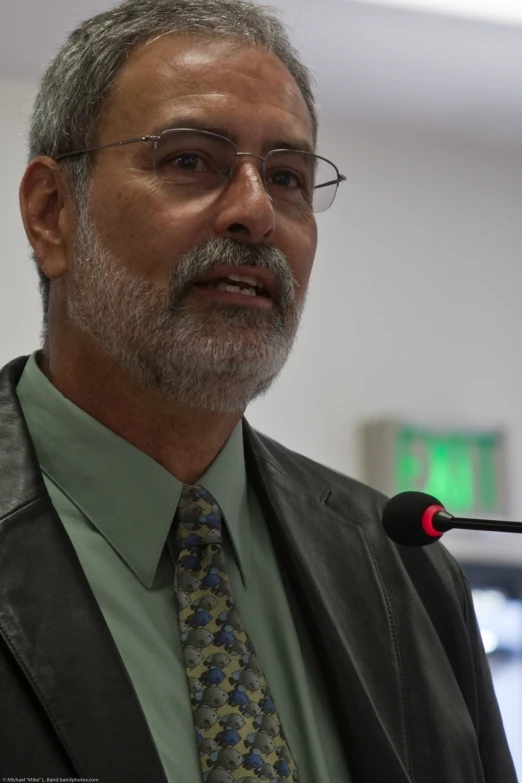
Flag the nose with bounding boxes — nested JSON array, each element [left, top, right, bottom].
[[212, 158, 276, 243]]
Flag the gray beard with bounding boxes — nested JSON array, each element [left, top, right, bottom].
[[64, 210, 307, 413]]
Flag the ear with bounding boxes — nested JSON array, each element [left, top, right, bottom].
[[19, 157, 77, 281]]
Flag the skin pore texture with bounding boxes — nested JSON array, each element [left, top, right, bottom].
[[19, 33, 318, 484]]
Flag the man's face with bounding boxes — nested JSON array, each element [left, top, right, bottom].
[[64, 34, 318, 412]]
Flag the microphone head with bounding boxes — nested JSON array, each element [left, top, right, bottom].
[[382, 491, 445, 547]]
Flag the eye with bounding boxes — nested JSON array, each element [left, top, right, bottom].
[[267, 168, 303, 189], [166, 152, 209, 172]]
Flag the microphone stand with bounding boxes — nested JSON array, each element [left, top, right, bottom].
[[433, 510, 522, 535]]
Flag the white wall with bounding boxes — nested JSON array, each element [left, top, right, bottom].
[[0, 74, 39, 348], [2, 72, 522, 561]]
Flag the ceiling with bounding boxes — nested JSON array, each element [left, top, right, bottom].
[[1, 0, 521, 148]]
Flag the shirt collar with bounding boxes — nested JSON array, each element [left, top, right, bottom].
[[15, 350, 250, 589]]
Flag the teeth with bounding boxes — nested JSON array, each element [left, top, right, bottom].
[[216, 283, 257, 296], [228, 273, 261, 288]]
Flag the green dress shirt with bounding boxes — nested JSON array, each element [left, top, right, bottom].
[[15, 349, 350, 783]]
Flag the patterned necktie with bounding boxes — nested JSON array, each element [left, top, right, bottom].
[[171, 483, 299, 783]]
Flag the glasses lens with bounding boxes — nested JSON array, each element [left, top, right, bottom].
[[154, 132, 341, 213], [154, 130, 236, 191], [265, 151, 341, 213]]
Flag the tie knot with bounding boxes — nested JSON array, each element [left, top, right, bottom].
[[175, 484, 223, 551]]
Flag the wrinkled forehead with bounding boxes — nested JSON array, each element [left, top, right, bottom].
[[97, 33, 314, 148]]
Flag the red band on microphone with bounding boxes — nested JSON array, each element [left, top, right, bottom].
[[421, 505, 445, 538]]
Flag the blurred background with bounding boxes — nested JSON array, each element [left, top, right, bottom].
[[1, 0, 521, 774]]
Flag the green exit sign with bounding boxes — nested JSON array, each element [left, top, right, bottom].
[[363, 421, 508, 517]]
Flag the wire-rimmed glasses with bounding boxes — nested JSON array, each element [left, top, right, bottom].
[[55, 128, 346, 214]]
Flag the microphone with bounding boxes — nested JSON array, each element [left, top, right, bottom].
[[382, 491, 522, 547]]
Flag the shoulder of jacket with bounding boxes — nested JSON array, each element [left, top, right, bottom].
[[248, 423, 389, 522], [250, 423, 467, 597]]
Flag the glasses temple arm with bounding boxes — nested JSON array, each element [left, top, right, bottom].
[[315, 174, 346, 190], [55, 135, 158, 162]]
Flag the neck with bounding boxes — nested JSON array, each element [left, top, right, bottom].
[[37, 348, 244, 485]]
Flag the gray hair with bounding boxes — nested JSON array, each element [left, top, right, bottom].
[[26, 0, 318, 352]]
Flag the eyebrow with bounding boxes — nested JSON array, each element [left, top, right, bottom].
[[150, 117, 315, 155]]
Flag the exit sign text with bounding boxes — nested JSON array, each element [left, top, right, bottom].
[[363, 421, 508, 517]]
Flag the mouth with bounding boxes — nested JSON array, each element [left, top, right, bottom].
[[192, 267, 276, 309], [192, 281, 273, 309]]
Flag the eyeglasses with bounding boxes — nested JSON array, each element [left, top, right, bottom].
[[55, 128, 346, 214]]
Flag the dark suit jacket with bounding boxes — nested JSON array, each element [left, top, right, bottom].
[[0, 354, 517, 782]]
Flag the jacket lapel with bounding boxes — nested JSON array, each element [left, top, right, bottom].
[[0, 355, 168, 780], [243, 419, 414, 782]]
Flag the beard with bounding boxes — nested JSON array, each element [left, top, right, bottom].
[[63, 207, 308, 413]]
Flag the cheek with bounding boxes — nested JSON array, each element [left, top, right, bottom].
[[88, 177, 214, 271], [286, 220, 317, 292]]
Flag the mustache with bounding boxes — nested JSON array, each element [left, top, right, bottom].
[[172, 237, 297, 307]]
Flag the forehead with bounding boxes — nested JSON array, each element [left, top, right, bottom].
[[100, 33, 313, 146]]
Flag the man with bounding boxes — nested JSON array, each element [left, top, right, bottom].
[[0, 0, 516, 781]]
